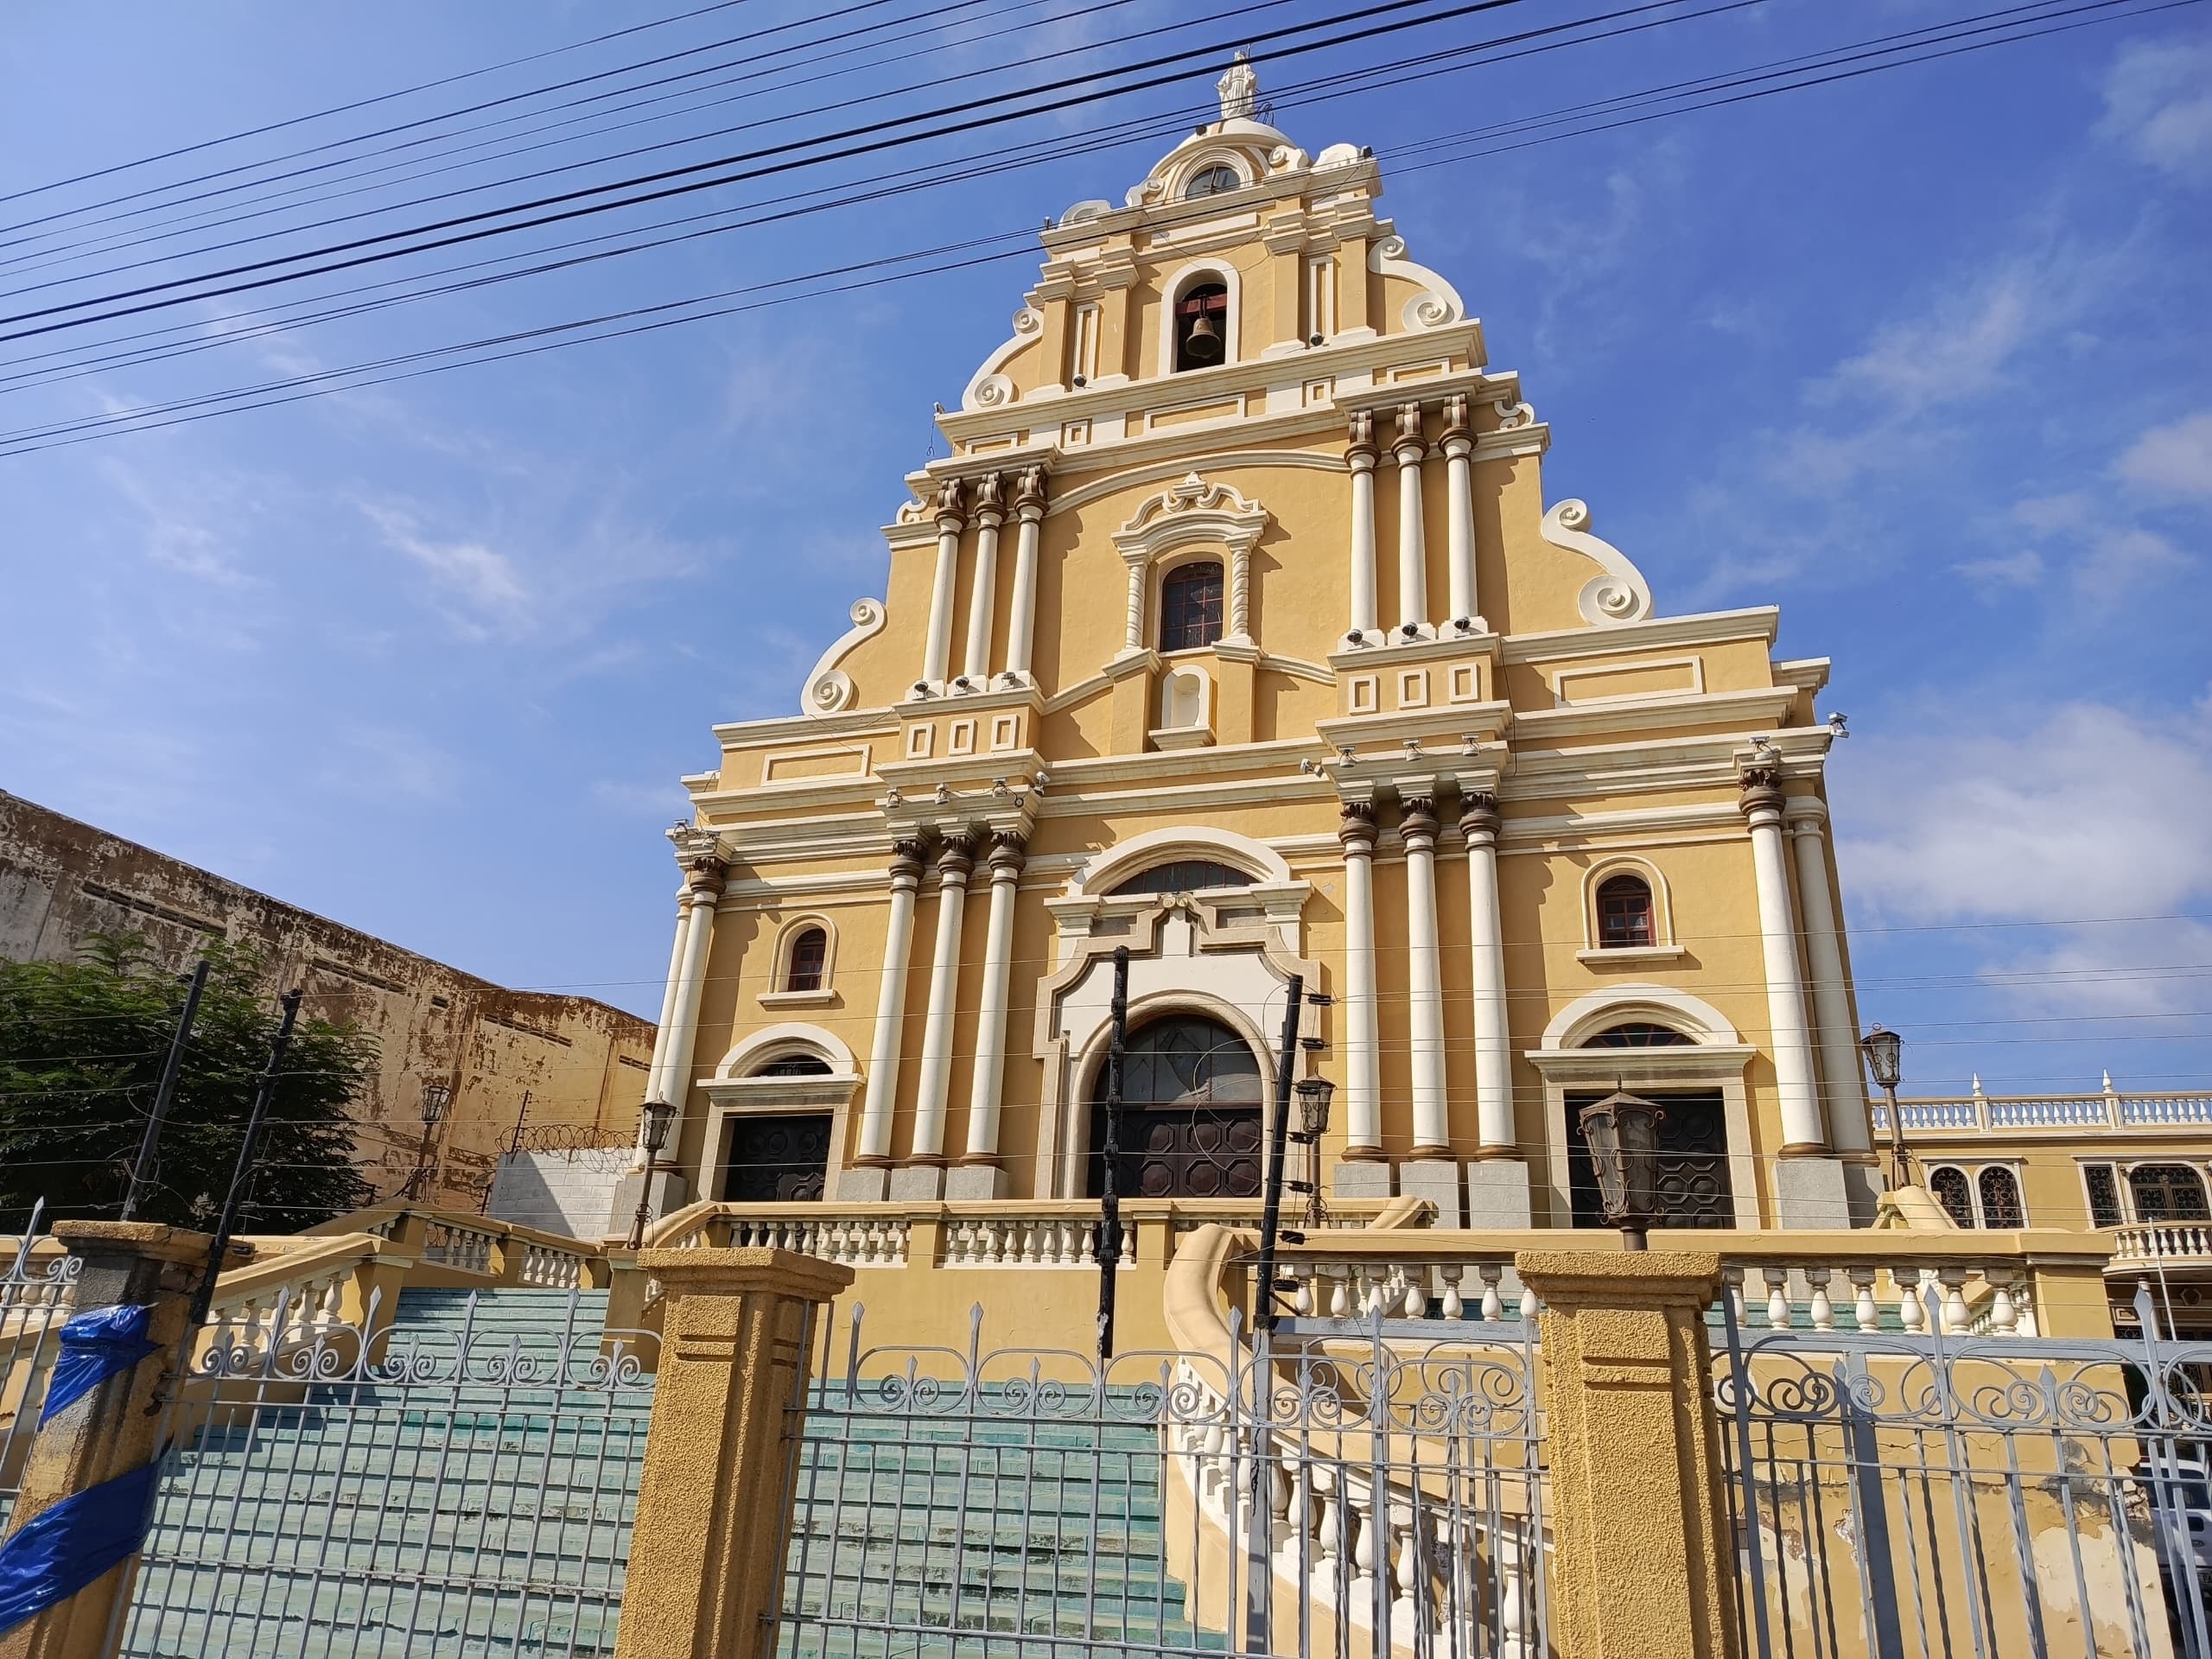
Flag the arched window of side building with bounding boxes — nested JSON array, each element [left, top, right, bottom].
[[1596, 874, 1656, 949], [1978, 1166, 2024, 1228], [2130, 1162, 2211, 1223], [1929, 1165, 1976, 1228]]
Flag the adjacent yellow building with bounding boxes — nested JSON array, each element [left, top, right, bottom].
[[627, 59, 1888, 1239]]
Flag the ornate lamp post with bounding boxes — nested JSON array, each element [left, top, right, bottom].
[[1579, 1090, 1663, 1249], [1288, 1073, 1337, 1237], [405, 1083, 451, 1203], [1861, 1024, 1908, 1186], [626, 1099, 680, 1252]]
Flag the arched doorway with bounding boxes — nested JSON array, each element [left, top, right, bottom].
[[721, 1054, 832, 1203], [1085, 1014, 1264, 1198]]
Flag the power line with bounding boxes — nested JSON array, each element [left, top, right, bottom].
[[0, 0, 2181, 454]]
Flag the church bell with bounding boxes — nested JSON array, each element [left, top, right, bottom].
[[1183, 312, 1224, 363]]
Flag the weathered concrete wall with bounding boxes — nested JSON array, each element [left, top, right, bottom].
[[488, 1147, 635, 1240], [0, 790, 654, 1217]]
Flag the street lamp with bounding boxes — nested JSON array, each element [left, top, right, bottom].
[[405, 1083, 452, 1203], [1861, 1025, 1909, 1186], [1579, 1090, 1663, 1250], [1285, 1073, 1336, 1237], [626, 1099, 681, 1252]]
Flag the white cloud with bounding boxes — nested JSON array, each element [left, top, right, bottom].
[[362, 503, 531, 639], [2114, 410, 2212, 500], [2012, 493, 2093, 536], [319, 724, 457, 803], [1839, 700, 2212, 1015], [1840, 700, 2212, 919], [2073, 525, 2188, 601], [2099, 38, 2212, 182], [1952, 549, 2044, 592], [1822, 276, 2033, 410]]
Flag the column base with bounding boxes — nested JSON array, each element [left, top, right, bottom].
[[944, 1163, 1007, 1200], [606, 1168, 690, 1238], [836, 1166, 890, 1201], [1771, 1155, 1851, 1230], [1464, 1158, 1531, 1228], [887, 1162, 946, 1201], [1840, 1160, 1885, 1227], [1333, 1159, 1395, 1200], [1397, 1158, 1462, 1228]]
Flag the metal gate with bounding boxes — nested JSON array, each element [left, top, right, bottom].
[[117, 1286, 658, 1658], [0, 1205, 79, 1532], [773, 1304, 1549, 1659], [1717, 1278, 2212, 1659]]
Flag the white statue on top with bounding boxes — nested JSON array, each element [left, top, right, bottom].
[[1217, 53, 1257, 123]]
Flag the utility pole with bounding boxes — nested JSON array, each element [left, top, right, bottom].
[[1094, 946, 1130, 1363], [190, 988, 302, 1327], [1251, 975, 1306, 1337], [121, 958, 209, 1223]]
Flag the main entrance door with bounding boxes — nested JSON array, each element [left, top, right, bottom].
[[1086, 1014, 1264, 1199], [1563, 1089, 1734, 1228], [721, 1112, 830, 1202]]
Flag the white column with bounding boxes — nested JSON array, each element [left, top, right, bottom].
[[1120, 550, 1147, 653], [1401, 798, 1449, 1154], [1789, 802, 1872, 1153], [855, 840, 927, 1166], [920, 497, 963, 690], [911, 834, 976, 1166], [961, 487, 1003, 685], [1742, 773, 1826, 1150], [1440, 396, 1478, 627], [1338, 804, 1382, 1154], [963, 833, 1026, 1166], [654, 860, 725, 1125], [1458, 794, 1513, 1153], [1005, 470, 1046, 681], [1347, 413, 1378, 644], [641, 900, 691, 1110], [1393, 402, 1429, 635]]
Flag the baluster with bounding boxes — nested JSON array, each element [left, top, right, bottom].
[[1518, 1284, 1539, 1323], [1892, 1265, 1925, 1333], [1389, 1505, 1421, 1637], [1848, 1267, 1879, 1332], [1494, 1527, 1534, 1659], [1985, 1268, 2019, 1337], [1478, 1263, 1504, 1323], [1281, 1455, 1313, 1565], [1722, 1264, 1746, 1325], [1763, 1267, 1792, 1331], [1807, 1267, 1835, 1332], [1350, 1484, 1381, 1599], [1078, 1221, 1097, 1267], [1294, 1268, 1315, 1317], [1402, 1274, 1426, 1319], [1313, 1466, 1344, 1589], [1329, 1270, 1351, 1319], [1439, 1265, 1464, 1320], [1939, 1268, 1972, 1335]]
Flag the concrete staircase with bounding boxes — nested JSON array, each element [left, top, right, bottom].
[[118, 1289, 1213, 1658]]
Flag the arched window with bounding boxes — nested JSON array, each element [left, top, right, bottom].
[[1583, 1021, 1694, 1048], [2129, 1163, 2211, 1223], [755, 1053, 831, 1077], [1107, 859, 1255, 897], [1978, 1166, 2024, 1228], [1183, 164, 1241, 200], [1173, 282, 1229, 372], [1595, 874, 1656, 949], [1929, 1166, 1976, 1228], [1088, 1014, 1263, 1198], [785, 926, 827, 992], [1160, 562, 1224, 652]]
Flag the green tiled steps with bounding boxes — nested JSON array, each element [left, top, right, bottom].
[[117, 1289, 1217, 1659]]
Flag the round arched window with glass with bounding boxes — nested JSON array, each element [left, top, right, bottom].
[[1159, 562, 1224, 652], [1182, 164, 1241, 200]]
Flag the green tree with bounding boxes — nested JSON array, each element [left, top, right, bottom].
[[0, 933, 376, 1235]]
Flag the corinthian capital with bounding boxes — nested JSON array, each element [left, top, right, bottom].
[[1012, 464, 1047, 519], [1346, 409, 1377, 462], [932, 475, 966, 528]]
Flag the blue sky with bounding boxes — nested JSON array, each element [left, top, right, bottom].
[[0, 0, 2206, 1098]]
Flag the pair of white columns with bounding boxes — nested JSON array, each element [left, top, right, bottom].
[[918, 470, 1046, 691], [1337, 796, 1514, 1160], [640, 855, 726, 1154], [1344, 398, 1482, 644], [853, 831, 1027, 1177]]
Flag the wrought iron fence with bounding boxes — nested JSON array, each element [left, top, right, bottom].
[[773, 1304, 1549, 1659], [0, 1201, 79, 1531], [116, 1286, 657, 1658], [1717, 1278, 2212, 1659]]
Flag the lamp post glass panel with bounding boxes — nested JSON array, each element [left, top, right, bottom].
[[1862, 1024, 1907, 1185], [1578, 1090, 1663, 1249], [407, 1083, 453, 1201], [627, 1098, 681, 1251], [1294, 1075, 1334, 1231]]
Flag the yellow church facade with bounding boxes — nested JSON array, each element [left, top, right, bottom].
[[631, 60, 1885, 1237]]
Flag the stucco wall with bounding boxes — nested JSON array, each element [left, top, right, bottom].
[[0, 791, 653, 1217]]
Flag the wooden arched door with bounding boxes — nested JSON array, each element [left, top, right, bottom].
[[1085, 1014, 1265, 1199]]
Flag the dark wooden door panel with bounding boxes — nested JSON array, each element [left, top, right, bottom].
[[1088, 1106, 1262, 1199], [1564, 1090, 1734, 1229], [721, 1112, 830, 1204]]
